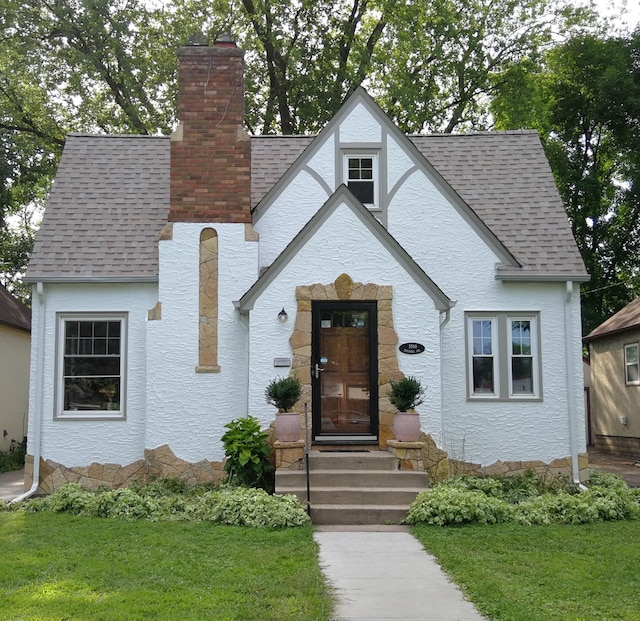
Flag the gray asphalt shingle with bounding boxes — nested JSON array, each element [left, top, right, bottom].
[[26, 130, 587, 282]]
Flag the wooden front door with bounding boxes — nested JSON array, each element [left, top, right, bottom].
[[311, 301, 378, 442]]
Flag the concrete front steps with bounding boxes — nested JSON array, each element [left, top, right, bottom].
[[275, 450, 429, 525]]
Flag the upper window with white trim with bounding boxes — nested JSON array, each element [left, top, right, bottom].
[[56, 313, 127, 419], [345, 154, 378, 209], [624, 343, 639, 385], [466, 313, 541, 400]]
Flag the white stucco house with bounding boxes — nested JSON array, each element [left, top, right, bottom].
[[22, 38, 590, 495]]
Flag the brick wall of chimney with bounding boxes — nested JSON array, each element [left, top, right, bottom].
[[170, 41, 251, 223]]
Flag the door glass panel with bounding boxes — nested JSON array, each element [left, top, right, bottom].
[[319, 310, 371, 435]]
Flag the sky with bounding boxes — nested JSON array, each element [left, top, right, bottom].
[[583, 0, 640, 30]]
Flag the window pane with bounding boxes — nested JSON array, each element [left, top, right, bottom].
[[626, 344, 638, 365], [512, 358, 533, 394], [64, 377, 120, 411], [348, 180, 374, 204], [473, 357, 494, 393], [627, 365, 639, 383]]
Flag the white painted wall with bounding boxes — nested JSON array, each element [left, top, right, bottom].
[[145, 223, 258, 461], [27, 282, 157, 466], [247, 202, 443, 439]]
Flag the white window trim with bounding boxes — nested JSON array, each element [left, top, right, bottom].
[[466, 312, 542, 401], [507, 316, 540, 399], [55, 312, 127, 420], [343, 152, 380, 210], [467, 317, 499, 398], [624, 343, 640, 386]]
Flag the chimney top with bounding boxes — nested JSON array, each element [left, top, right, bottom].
[[214, 34, 237, 47]]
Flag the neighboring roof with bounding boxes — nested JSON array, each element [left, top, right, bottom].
[[28, 118, 587, 283], [0, 284, 31, 332], [237, 185, 453, 312], [26, 134, 170, 282], [584, 297, 640, 342]]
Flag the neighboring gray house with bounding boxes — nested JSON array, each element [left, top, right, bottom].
[[585, 297, 640, 457], [0, 284, 31, 452]]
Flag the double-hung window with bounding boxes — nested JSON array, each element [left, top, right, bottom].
[[467, 313, 541, 400], [344, 154, 378, 209], [624, 343, 640, 385], [56, 313, 127, 419]]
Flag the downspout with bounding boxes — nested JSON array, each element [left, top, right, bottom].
[[12, 282, 45, 503], [564, 281, 586, 489], [438, 305, 453, 447]]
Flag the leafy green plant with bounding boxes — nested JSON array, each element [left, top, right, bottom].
[[405, 471, 640, 526], [388, 376, 424, 411], [265, 376, 302, 412], [221, 416, 274, 490], [0, 438, 26, 473]]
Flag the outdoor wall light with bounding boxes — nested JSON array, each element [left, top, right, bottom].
[[278, 308, 288, 323]]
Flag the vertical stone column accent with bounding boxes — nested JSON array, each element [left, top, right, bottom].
[[197, 228, 220, 372]]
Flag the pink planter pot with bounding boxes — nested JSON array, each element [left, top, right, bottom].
[[393, 412, 421, 442], [274, 412, 301, 442]]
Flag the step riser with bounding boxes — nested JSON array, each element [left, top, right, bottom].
[[276, 471, 429, 488], [311, 507, 408, 526], [307, 452, 397, 471], [279, 488, 423, 505]]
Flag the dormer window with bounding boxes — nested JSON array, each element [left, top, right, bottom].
[[345, 154, 378, 209]]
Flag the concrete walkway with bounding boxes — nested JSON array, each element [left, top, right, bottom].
[[314, 527, 487, 621], [0, 469, 24, 502]]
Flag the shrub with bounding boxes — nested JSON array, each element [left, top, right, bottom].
[[0, 438, 26, 474], [388, 376, 424, 412], [13, 480, 310, 528], [265, 376, 302, 412], [405, 471, 640, 527], [221, 416, 274, 491]]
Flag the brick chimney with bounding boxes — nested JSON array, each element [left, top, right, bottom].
[[169, 36, 251, 223]]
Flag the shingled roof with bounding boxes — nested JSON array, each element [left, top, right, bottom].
[[0, 284, 31, 332], [26, 130, 587, 282], [584, 297, 640, 342]]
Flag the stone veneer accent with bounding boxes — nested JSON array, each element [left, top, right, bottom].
[[288, 273, 401, 447], [196, 228, 220, 372], [23, 445, 226, 494]]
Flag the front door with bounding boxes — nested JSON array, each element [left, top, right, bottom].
[[311, 301, 378, 442]]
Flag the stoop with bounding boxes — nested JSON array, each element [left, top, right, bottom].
[[275, 450, 429, 525]]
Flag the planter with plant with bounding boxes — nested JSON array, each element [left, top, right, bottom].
[[265, 376, 303, 442], [389, 375, 424, 441]]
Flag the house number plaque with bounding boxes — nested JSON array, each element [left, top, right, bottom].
[[399, 342, 425, 354]]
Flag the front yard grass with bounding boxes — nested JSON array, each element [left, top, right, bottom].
[[0, 512, 333, 621], [414, 520, 640, 621]]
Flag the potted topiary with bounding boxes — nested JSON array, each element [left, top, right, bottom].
[[266, 376, 303, 442], [389, 375, 424, 441]]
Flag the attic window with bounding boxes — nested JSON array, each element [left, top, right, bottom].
[[345, 154, 378, 208]]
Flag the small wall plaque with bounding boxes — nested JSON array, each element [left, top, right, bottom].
[[399, 342, 425, 355], [274, 358, 292, 367]]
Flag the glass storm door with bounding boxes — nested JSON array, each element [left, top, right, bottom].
[[311, 301, 378, 442]]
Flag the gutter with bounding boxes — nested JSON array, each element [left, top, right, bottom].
[[564, 281, 587, 490], [12, 282, 46, 503]]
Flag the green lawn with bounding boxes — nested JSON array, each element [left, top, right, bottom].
[[414, 520, 640, 621], [0, 512, 333, 621]]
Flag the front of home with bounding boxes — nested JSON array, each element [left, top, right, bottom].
[[22, 38, 589, 495]]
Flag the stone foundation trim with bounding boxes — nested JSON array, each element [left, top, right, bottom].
[[199, 228, 219, 370], [23, 445, 225, 495], [273, 440, 305, 471]]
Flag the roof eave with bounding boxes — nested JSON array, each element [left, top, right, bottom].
[[23, 275, 159, 284]]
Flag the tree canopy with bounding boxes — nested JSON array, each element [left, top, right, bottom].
[[2, 0, 638, 335]]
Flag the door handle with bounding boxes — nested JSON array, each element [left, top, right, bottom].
[[313, 363, 325, 379]]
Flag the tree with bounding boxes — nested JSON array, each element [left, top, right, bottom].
[[493, 31, 640, 335]]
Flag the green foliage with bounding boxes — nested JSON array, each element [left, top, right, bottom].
[[388, 376, 424, 411], [0, 438, 26, 473], [265, 376, 302, 412], [221, 416, 274, 490], [14, 480, 310, 528], [405, 471, 640, 526]]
